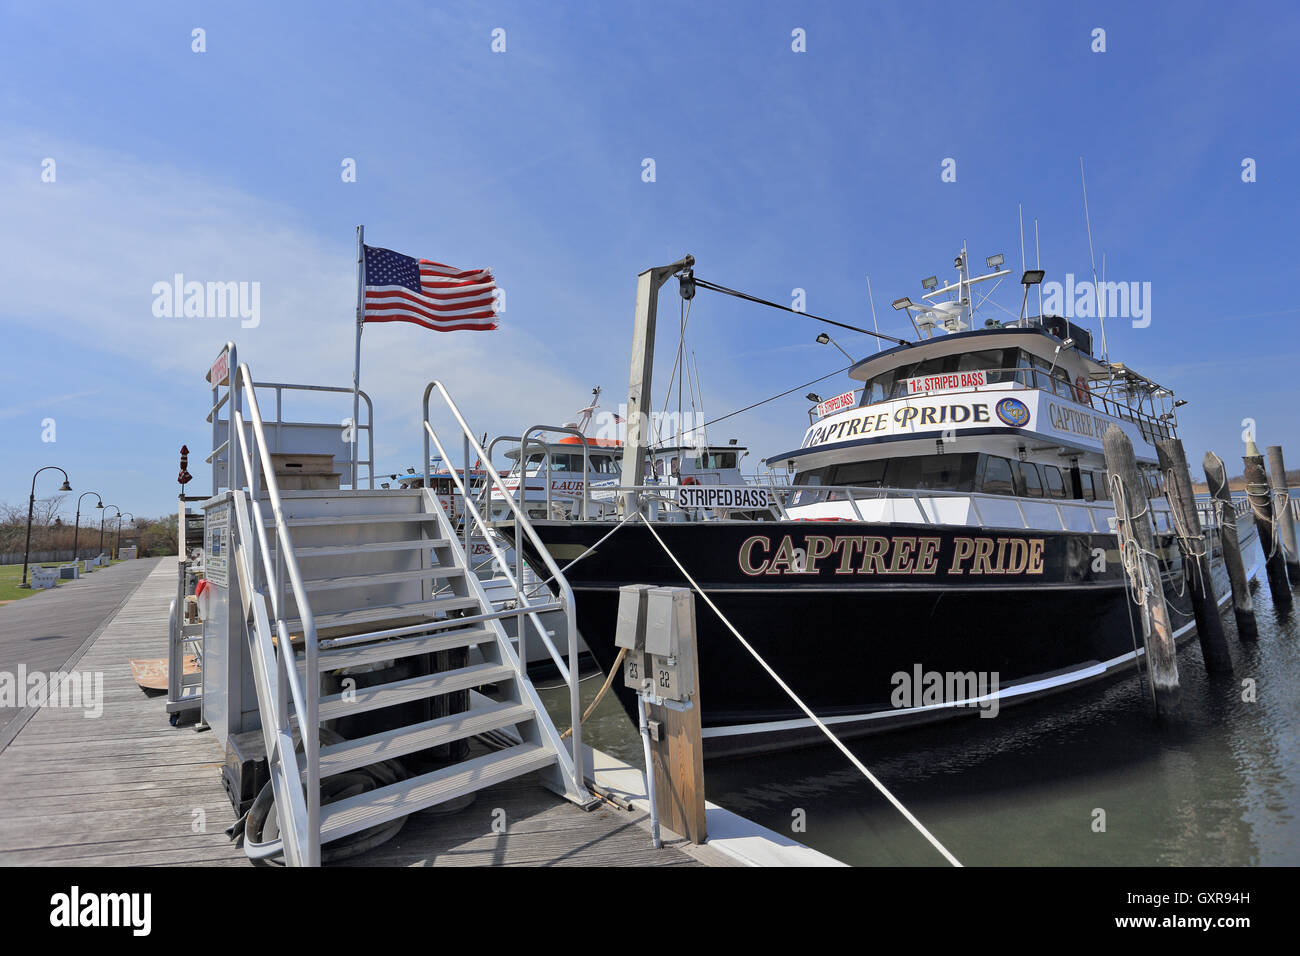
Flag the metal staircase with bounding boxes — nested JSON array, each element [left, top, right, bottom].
[[218, 355, 591, 866]]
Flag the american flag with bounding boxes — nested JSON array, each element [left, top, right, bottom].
[[362, 244, 499, 332]]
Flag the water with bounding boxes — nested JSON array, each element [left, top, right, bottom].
[[543, 577, 1300, 866]]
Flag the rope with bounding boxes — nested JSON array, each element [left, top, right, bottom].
[[634, 514, 962, 867], [1110, 472, 1160, 712], [560, 647, 628, 740]]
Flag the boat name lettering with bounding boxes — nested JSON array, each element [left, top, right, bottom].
[[1046, 401, 1112, 441], [803, 403, 991, 448], [739, 533, 1045, 576]]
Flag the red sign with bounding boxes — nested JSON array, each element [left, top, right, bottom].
[[907, 370, 986, 395], [815, 391, 857, 418], [207, 348, 230, 387]]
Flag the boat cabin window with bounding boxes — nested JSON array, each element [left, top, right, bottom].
[[1092, 471, 1111, 501], [979, 456, 1015, 496], [527, 451, 620, 473], [858, 347, 1022, 406], [793, 452, 1109, 503], [1042, 465, 1067, 499], [695, 450, 738, 470], [1016, 462, 1044, 498]]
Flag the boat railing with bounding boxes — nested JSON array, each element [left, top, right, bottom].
[[549, 479, 1213, 536]]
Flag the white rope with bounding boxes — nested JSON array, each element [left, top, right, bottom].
[[636, 515, 963, 867]]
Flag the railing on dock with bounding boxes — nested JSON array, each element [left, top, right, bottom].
[[423, 384, 588, 791], [225, 360, 321, 867]]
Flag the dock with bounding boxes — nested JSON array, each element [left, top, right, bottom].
[[0, 558, 836, 867]]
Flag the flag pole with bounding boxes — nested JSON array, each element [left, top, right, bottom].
[[351, 224, 365, 488]]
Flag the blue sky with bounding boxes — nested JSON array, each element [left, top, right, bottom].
[[1, 0, 1297, 519]]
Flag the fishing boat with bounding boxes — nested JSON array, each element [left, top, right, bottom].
[[514, 248, 1264, 756]]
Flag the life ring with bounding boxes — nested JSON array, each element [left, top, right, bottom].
[[681, 476, 699, 486], [1074, 375, 1092, 406]]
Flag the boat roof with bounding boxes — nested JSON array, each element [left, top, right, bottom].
[[847, 323, 1113, 382]]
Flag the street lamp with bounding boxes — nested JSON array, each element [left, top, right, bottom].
[[100, 505, 120, 563], [815, 332, 854, 362], [72, 492, 103, 569], [114, 512, 135, 561], [21, 466, 72, 588]]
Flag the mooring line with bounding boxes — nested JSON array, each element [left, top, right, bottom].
[[635, 515, 963, 867]]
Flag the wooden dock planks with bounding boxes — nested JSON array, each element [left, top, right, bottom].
[[0, 559, 705, 867]]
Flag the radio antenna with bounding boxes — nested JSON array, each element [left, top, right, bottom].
[[1034, 218, 1043, 320], [1080, 157, 1109, 361], [866, 275, 882, 352]]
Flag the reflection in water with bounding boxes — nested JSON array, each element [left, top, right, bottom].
[[543, 578, 1300, 866]]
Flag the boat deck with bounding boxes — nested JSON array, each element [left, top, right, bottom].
[[0, 558, 767, 866]]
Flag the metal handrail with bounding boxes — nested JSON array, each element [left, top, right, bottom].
[[558, 480, 1193, 533], [229, 362, 320, 866], [423, 381, 586, 787]]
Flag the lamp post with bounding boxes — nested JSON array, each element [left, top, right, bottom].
[[72, 492, 103, 569], [100, 505, 120, 564], [114, 512, 135, 561], [21, 466, 72, 587]]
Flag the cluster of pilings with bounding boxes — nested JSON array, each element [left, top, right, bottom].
[[1103, 426, 1297, 716]]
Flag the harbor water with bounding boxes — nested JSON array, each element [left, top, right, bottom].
[[542, 574, 1300, 866]]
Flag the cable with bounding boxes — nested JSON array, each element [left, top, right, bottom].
[[692, 276, 911, 347], [647, 360, 857, 451]]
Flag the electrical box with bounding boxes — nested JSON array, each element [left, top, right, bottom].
[[644, 587, 697, 704], [616, 584, 650, 693]]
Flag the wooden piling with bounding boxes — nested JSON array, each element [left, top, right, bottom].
[[1204, 451, 1257, 640], [1243, 440, 1293, 609], [645, 588, 707, 845], [1265, 445, 1300, 585], [1105, 426, 1181, 713], [1156, 439, 1232, 672]]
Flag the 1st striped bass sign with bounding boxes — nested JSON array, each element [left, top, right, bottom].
[[677, 485, 774, 510]]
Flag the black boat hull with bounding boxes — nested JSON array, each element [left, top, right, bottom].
[[518, 517, 1256, 757]]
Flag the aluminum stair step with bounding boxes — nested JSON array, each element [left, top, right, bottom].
[[303, 566, 465, 592], [315, 702, 535, 778], [267, 513, 437, 528], [317, 661, 513, 720], [320, 743, 555, 845], [289, 539, 449, 557], [285, 596, 481, 633], [310, 626, 494, 671]]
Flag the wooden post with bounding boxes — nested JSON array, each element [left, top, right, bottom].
[[1204, 451, 1257, 641], [1265, 446, 1300, 585], [1156, 439, 1232, 672], [1104, 426, 1181, 714], [1243, 439, 1293, 609], [644, 587, 706, 844]]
